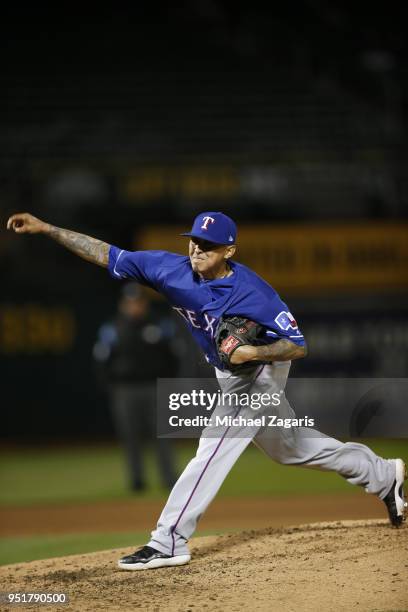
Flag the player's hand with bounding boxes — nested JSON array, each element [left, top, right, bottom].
[[6, 213, 49, 234], [229, 345, 258, 365]]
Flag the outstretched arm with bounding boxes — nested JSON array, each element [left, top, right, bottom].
[[6, 213, 110, 268]]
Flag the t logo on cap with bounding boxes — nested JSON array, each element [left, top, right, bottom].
[[180, 211, 237, 245], [201, 216, 215, 230]]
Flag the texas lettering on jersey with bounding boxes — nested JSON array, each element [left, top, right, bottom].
[[172, 307, 217, 337]]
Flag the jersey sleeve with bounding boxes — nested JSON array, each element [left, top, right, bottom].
[[261, 295, 305, 346], [108, 246, 167, 289], [224, 265, 306, 347]]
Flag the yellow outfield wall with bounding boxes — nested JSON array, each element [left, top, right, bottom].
[[136, 223, 408, 295]]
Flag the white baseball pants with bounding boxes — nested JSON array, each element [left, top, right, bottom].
[[148, 362, 395, 556]]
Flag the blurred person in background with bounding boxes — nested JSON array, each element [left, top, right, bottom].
[[93, 282, 179, 492]]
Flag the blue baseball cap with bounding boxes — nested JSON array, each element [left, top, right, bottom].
[[181, 211, 237, 245]]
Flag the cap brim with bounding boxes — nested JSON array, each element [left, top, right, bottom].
[[179, 232, 231, 245]]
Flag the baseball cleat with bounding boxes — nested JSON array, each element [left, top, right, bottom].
[[382, 458, 407, 527], [118, 545, 190, 570]]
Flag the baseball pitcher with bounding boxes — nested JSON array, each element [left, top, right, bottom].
[[7, 210, 407, 571]]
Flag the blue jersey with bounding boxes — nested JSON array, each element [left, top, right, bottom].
[[108, 247, 305, 370]]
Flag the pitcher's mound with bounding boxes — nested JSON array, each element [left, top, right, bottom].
[[1, 520, 406, 611]]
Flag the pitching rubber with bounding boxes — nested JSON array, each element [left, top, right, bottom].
[[118, 554, 191, 571]]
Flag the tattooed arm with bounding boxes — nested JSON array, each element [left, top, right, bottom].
[[230, 339, 307, 365], [46, 225, 110, 267], [6, 213, 110, 268]]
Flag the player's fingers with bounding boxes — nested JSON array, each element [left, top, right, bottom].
[[10, 220, 25, 232], [7, 214, 27, 231], [6, 216, 16, 230], [7, 214, 22, 227]]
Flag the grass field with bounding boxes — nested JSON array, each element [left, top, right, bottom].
[[0, 439, 406, 565]]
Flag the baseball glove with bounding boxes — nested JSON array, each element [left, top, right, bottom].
[[215, 315, 265, 372]]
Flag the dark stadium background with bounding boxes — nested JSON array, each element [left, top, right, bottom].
[[1, 2, 407, 441]]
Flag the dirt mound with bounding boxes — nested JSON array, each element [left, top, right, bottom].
[[1, 520, 406, 612]]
